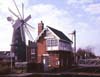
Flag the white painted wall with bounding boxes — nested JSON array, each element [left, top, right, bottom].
[[45, 28, 72, 52]]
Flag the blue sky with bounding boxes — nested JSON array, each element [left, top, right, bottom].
[[0, 0, 100, 55]]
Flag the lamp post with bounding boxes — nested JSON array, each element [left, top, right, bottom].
[[7, 17, 14, 73], [10, 51, 12, 72], [10, 50, 14, 73]]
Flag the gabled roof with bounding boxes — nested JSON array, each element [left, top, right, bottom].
[[47, 26, 72, 43], [36, 26, 72, 43]]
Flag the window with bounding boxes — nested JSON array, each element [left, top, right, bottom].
[[46, 39, 58, 47], [56, 60, 60, 65], [31, 49, 35, 55], [59, 41, 71, 50]]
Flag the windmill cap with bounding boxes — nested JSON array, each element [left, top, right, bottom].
[[7, 17, 13, 21]]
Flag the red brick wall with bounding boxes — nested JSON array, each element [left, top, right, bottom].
[[37, 34, 46, 63], [37, 37, 73, 68], [49, 53, 59, 68]]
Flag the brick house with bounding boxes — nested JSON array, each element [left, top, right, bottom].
[[26, 41, 37, 62], [36, 21, 73, 70]]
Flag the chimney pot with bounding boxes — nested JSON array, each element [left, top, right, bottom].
[[38, 21, 44, 35]]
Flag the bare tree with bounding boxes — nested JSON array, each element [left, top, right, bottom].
[[77, 46, 96, 60]]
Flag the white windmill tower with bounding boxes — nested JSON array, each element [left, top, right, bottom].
[[7, 0, 34, 62]]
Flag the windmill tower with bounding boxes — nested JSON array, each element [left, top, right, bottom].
[[7, 0, 34, 62]]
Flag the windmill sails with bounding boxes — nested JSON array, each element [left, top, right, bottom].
[[8, 0, 33, 62]]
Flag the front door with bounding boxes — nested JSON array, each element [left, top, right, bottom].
[[42, 54, 49, 71]]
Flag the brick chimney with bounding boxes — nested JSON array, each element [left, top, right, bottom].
[[38, 21, 44, 35]]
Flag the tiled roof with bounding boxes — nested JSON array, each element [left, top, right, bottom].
[[47, 26, 72, 43]]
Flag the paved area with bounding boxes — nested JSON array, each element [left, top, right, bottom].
[[1, 72, 100, 77], [0, 73, 33, 77]]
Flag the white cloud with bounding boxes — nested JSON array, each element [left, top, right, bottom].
[[66, 0, 94, 4], [84, 3, 100, 14], [0, 2, 74, 50], [75, 22, 90, 31], [0, 0, 29, 16], [26, 3, 100, 55], [95, 17, 100, 25], [0, 0, 12, 12], [26, 4, 74, 36], [0, 0, 29, 51], [0, 0, 100, 56], [0, 16, 13, 51]]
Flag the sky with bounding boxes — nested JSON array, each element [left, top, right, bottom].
[[0, 0, 100, 56]]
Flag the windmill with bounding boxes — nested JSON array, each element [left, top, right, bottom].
[[7, 0, 34, 62]]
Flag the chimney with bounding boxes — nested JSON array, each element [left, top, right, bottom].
[[38, 21, 44, 35]]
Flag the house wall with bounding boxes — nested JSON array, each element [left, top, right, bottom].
[[49, 53, 59, 68], [26, 41, 36, 62], [45, 29, 72, 52], [59, 52, 73, 68], [46, 40, 72, 52], [37, 40, 73, 69], [37, 22, 73, 70], [26, 46, 31, 62], [37, 34, 46, 63], [59, 40, 72, 51], [47, 51, 73, 69], [37, 38, 74, 69]]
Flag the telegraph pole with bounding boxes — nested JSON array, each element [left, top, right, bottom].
[[69, 30, 77, 65], [73, 30, 77, 64]]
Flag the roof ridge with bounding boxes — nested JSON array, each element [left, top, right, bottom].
[[47, 26, 72, 43], [47, 26, 62, 33]]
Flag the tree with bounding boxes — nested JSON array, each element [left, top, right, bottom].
[[77, 46, 96, 60]]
